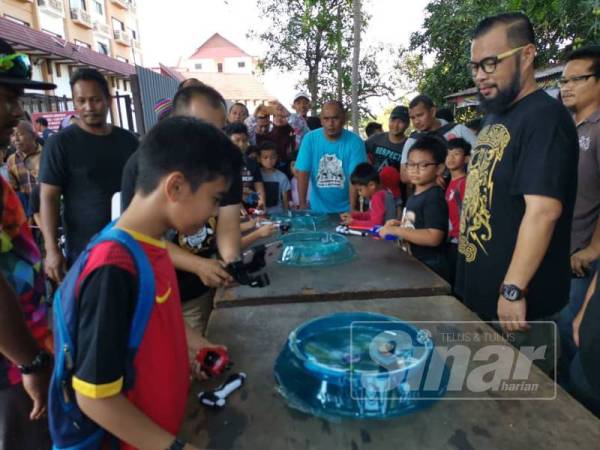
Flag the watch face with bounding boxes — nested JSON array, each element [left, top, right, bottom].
[[503, 285, 520, 301]]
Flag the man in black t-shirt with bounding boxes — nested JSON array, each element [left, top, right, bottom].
[[365, 105, 409, 172], [40, 69, 138, 280], [120, 84, 242, 333], [456, 12, 578, 355]]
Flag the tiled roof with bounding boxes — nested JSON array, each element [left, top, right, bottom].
[[0, 16, 135, 77], [178, 70, 275, 102], [188, 33, 250, 60], [158, 63, 186, 82]]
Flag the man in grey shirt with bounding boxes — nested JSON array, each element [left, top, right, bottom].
[[556, 45, 600, 380], [400, 95, 477, 183]]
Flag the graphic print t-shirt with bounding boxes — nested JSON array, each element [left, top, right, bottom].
[[455, 90, 579, 320], [365, 132, 406, 170], [403, 186, 448, 263], [295, 129, 367, 213]]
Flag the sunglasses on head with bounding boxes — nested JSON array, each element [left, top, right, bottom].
[[0, 53, 32, 79]]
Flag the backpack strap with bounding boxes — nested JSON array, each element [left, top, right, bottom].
[[93, 227, 156, 391], [435, 122, 456, 137]]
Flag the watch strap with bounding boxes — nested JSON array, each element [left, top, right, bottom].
[[167, 437, 186, 450]]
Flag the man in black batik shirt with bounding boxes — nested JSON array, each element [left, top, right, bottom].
[[455, 13, 578, 373]]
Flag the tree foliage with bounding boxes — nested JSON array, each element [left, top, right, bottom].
[[251, 0, 395, 117], [409, 0, 600, 105]]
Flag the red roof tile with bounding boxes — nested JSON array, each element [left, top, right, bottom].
[[0, 16, 135, 76], [188, 33, 250, 60], [178, 70, 275, 102]]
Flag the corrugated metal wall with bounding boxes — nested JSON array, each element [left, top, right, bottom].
[[131, 66, 180, 134]]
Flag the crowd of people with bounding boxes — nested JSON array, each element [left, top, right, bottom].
[[0, 10, 598, 450]]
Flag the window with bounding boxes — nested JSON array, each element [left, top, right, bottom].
[[4, 15, 29, 27], [94, 0, 103, 15], [195, 63, 203, 70], [218, 63, 223, 73], [74, 39, 91, 48], [238, 61, 246, 68], [41, 29, 63, 39], [129, 28, 137, 40], [111, 17, 124, 31], [70, 0, 86, 10], [97, 42, 109, 55], [55, 63, 62, 77]]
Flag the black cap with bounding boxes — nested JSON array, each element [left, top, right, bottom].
[[0, 39, 56, 90], [390, 105, 409, 122]]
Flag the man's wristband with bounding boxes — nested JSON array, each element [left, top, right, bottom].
[[18, 349, 52, 374]]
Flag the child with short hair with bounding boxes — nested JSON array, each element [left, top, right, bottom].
[[445, 137, 471, 285], [340, 162, 396, 228], [379, 136, 449, 279], [224, 122, 266, 211], [64, 117, 238, 450], [258, 141, 291, 215]]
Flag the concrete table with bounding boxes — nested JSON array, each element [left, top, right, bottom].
[[215, 234, 450, 308], [181, 296, 600, 450]]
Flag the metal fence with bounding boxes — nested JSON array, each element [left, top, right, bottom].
[[21, 92, 137, 132], [130, 65, 180, 134]]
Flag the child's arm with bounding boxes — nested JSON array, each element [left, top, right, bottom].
[[281, 176, 291, 210], [241, 223, 277, 249], [240, 218, 257, 233], [254, 181, 266, 210], [76, 393, 199, 450], [349, 191, 386, 228], [387, 226, 445, 247], [282, 189, 290, 210]]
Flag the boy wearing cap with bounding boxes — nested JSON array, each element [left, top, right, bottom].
[[0, 39, 55, 449], [289, 91, 311, 147]]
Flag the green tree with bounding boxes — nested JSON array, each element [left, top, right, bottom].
[[251, 0, 395, 117], [410, 0, 600, 105]]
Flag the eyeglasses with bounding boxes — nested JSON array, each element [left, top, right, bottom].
[[558, 74, 597, 87], [0, 53, 32, 79], [406, 161, 438, 171], [466, 46, 526, 77]]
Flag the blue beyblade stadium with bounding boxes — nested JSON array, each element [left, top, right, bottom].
[[279, 232, 356, 267], [274, 312, 450, 420], [270, 210, 332, 231]]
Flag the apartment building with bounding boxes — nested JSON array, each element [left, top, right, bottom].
[[162, 33, 274, 112], [0, 0, 141, 96]]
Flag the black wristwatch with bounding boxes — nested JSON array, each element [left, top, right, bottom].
[[167, 438, 186, 450], [18, 349, 52, 375], [499, 283, 527, 302]]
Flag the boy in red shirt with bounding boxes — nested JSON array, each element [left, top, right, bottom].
[[71, 117, 241, 450], [445, 137, 471, 286], [340, 162, 396, 228]]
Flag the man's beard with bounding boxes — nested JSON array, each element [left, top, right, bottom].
[[478, 64, 522, 114]]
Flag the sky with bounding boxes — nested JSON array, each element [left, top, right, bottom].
[[137, 0, 430, 115]]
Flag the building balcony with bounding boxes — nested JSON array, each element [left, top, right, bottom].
[[37, 0, 64, 18], [113, 29, 132, 47], [110, 0, 129, 10], [70, 8, 93, 29], [128, 1, 137, 14], [132, 39, 141, 51], [93, 20, 110, 37]]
